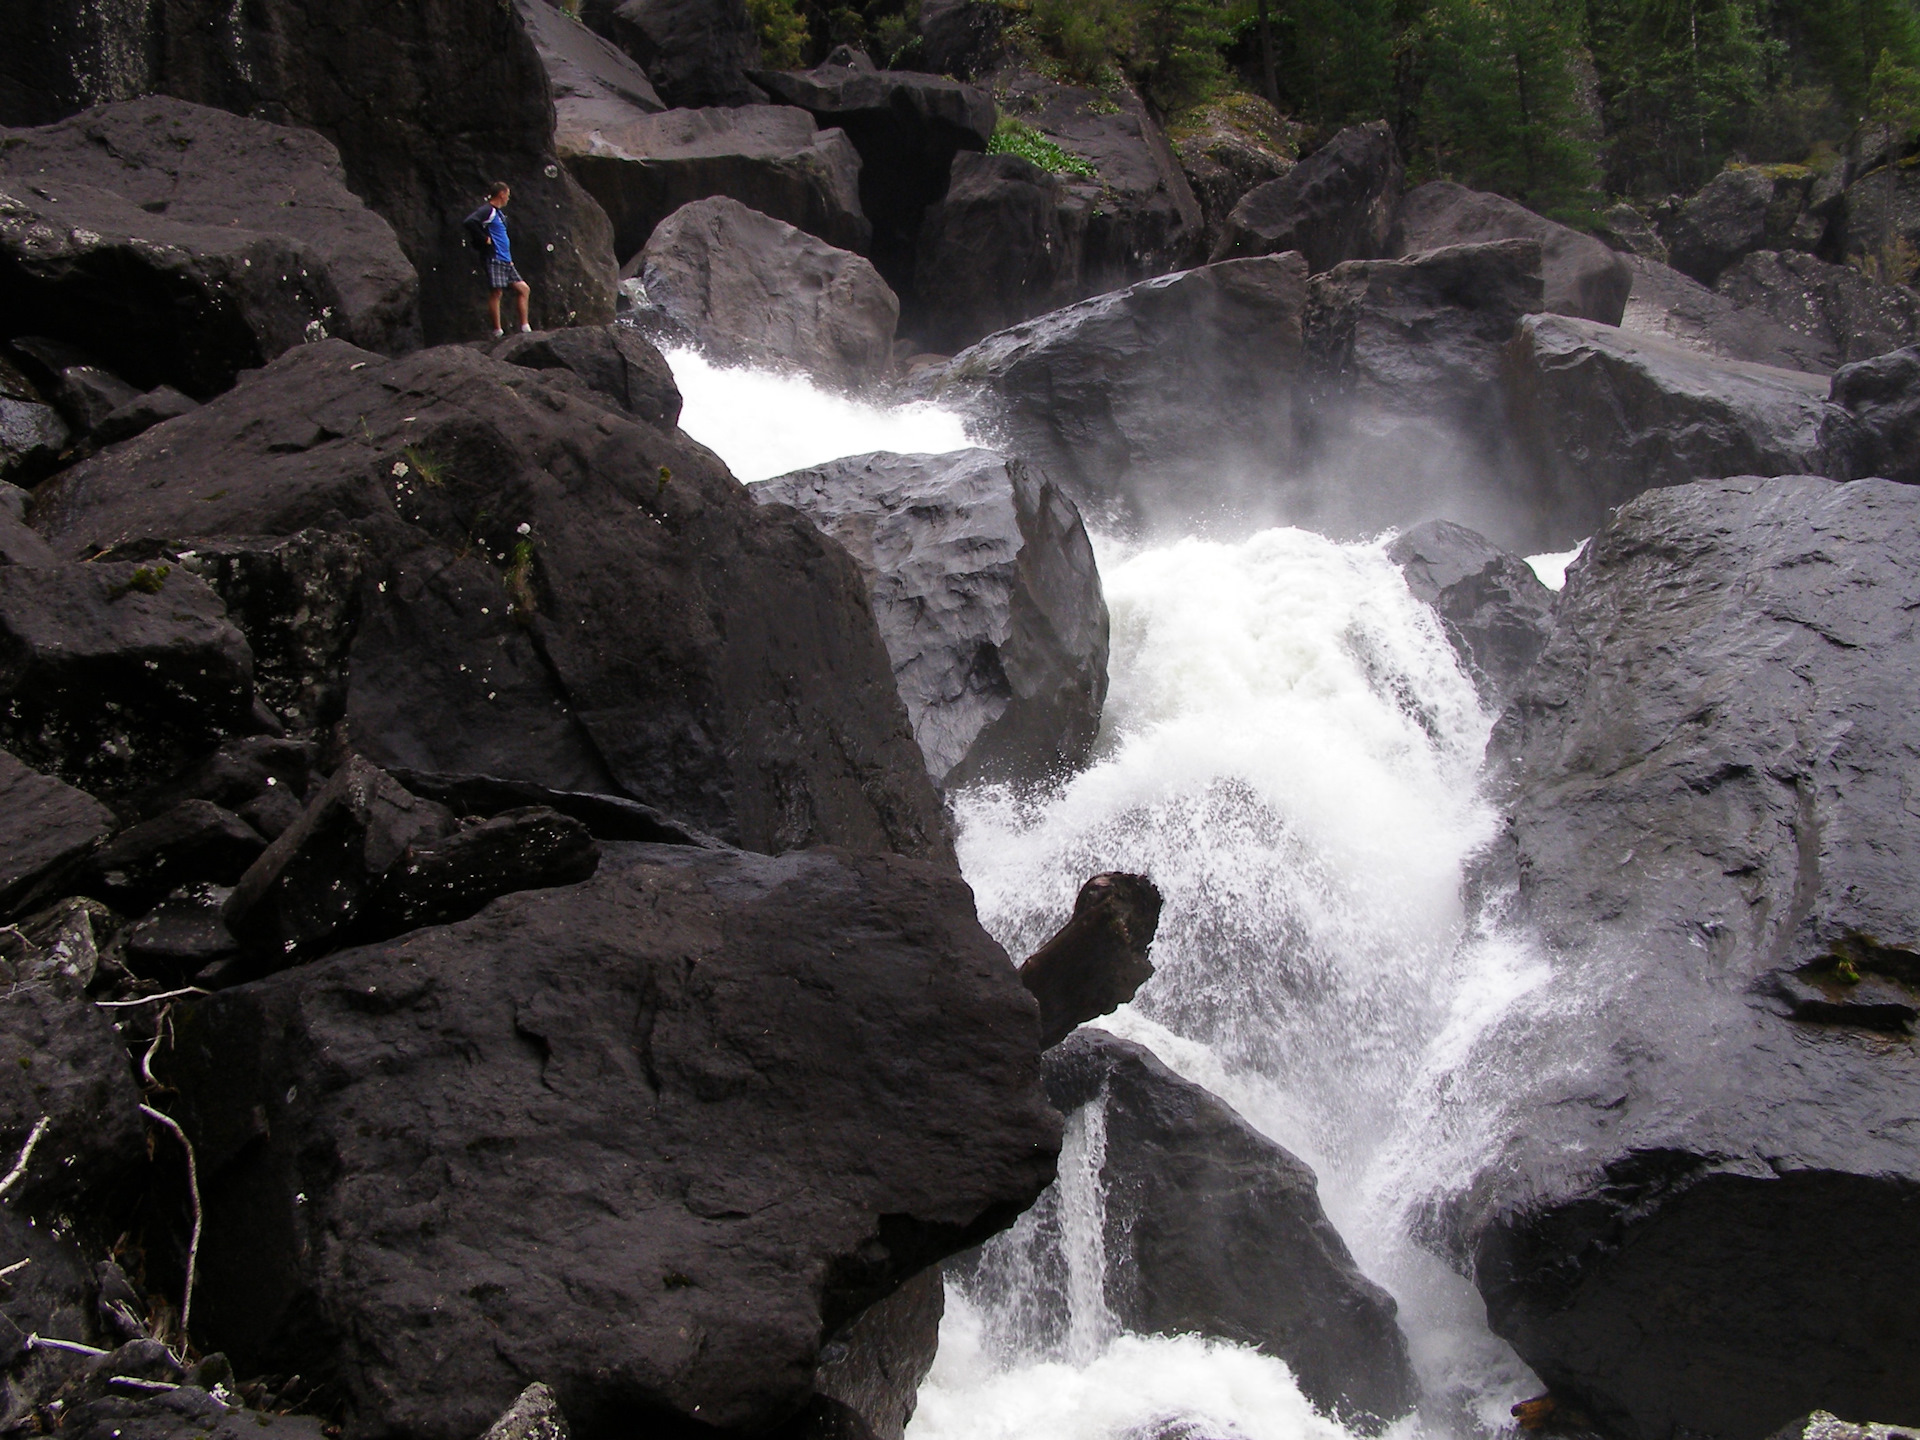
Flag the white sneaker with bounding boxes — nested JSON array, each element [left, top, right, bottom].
[[519, 324, 533, 333], [491, 327, 504, 339]]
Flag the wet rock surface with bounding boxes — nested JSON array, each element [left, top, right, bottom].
[[490, 323, 684, 430], [1387, 518, 1555, 709], [161, 841, 1059, 1440], [1714, 250, 1920, 371], [1619, 253, 1834, 372], [636, 196, 898, 388], [1504, 313, 1858, 545], [0, 750, 114, 915], [933, 253, 1309, 532], [755, 448, 1108, 787], [28, 338, 949, 863], [1391, 180, 1631, 324], [1453, 474, 1920, 1440], [1043, 1029, 1417, 1431], [564, 104, 869, 264], [1211, 121, 1401, 271], [0, 98, 420, 396], [607, 0, 762, 109], [813, 1269, 943, 1440], [1018, 873, 1162, 1048], [518, 0, 663, 133]]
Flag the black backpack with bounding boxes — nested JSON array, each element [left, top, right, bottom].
[[462, 206, 493, 256]]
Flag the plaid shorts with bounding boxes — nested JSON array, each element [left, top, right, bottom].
[[487, 257, 524, 289]]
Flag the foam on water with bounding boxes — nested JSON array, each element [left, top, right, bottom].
[[662, 347, 972, 481], [662, 352, 1550, 1440]]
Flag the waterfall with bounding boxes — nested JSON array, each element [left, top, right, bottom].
[[666, 351, 1553, 1440]]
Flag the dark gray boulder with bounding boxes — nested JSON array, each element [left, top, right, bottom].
[[986, 68, 1204, 297], [1387, 518, 1555, 709], [123, 882, 239, 980], [491, 322, 684, 430], [608, 0, 762, 108], [0, 970, 147, 1230], [1017, 872, 1162, 1049], [0, 359, 68, 486], [751, 50, 994, 295], [1592, 201, 1668, 263], [0, 750, 113, 915], [8, 338, 140, 435], [932, 253, 1309, 532], [755, 448, 1108, 788], [562, 105, 869, 264], [813, 1270, 944, 1440], [159, 841, 1059, 1440], [29, 339, 951, 863], [1830, 343, 1920, 484], [1714, 249, 1920, 372], [1448, 474, 1920, 1440], [1664, 165, 1781, 284], [1620, 253, 1834, 373], [1504, 313, 1860, 547], [517, 0, 663, 134], [634, 196, 899, 389], [0, 482, 57, 567], [1167, 99, 1297, 257], [1390, 180, 1631, 325], [917, 0, 1005, 80], [1044, 1029, 1416, 1430], [0, 562, 257, 803], [1837, 159, 1919, 285], [358, 804, 601, 941], [1211, 121, 1401, 271], [84, 798, 267, 913], [912, 151, 1086, 353], [0, 97, 420, 396], [0, 1209, 98, 1428], [91, 386, 199, 447]]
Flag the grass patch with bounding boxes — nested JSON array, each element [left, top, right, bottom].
[[988, 117, 1099, 177]]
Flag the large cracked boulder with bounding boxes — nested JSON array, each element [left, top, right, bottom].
[[932, 253, 1309, 532], [1390, 181, 1631, 325], [160, 841, 1060, 1440], [912, 152, 1086, 353], [1043, 1030, 1416, 1430], [607, 0, 762, 109], [1387, 518, 1554, 710], [754, 448, 1108, 788], [1444, 474, 1920, 1440], [0, 97, 420, 396], [1838, 159, 1920, 286], [1665, 164, 1811, 285], [563, 105, 869, 264], [1830, 342, 1920, 484], [751, 50, 995, 295], [635, 197, 898, 389], [1713, 249, 1920, 373], [27, 338, 952, 863], [1504, 313, 1862, 547], [1211, 121, 1401, 271]]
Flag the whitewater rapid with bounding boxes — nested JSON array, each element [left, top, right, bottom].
[[664, 349, 1551, 1440]]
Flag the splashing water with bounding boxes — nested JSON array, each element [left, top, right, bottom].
[[661, 353, 1552, 1440], [662, 348, 972, 481]]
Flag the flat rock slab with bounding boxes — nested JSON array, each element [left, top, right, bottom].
[[1447, 475, 1920, 1440], [755, 447, 1108, 787], [28, 338, 948, 863], [1714, 249, 1920, 372], [162, 842, 1059, 1440], [563, 105, 869, 265], [0, 749, 113, 915], [517, 0, 662, 136], [0, 96, 419, 395], [1619, 253, 1831, 373]]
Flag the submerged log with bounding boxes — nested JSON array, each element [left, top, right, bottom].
[[1017, 872, 1162, 1048]]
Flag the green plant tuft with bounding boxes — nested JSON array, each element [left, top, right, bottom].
[[988, 116, 1100, 176]]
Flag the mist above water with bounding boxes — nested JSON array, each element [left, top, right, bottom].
[[664, 352, 1551, 1440]]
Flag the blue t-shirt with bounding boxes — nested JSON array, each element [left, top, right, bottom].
[[486, 207, 512, 264]]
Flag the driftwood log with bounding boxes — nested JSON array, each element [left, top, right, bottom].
[[1017, 873, 1163, 1048]]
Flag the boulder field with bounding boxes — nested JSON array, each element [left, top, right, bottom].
[[4, 7, 1920, 1438]]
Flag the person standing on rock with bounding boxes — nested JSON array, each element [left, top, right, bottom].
[[468, 182, 532, 338]]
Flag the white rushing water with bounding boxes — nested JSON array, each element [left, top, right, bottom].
[[665, 351, 1550, 1440]]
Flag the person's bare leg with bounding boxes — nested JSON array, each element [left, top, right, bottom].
[[488, 288, 503, 332], [514, 280, 531, 330]]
